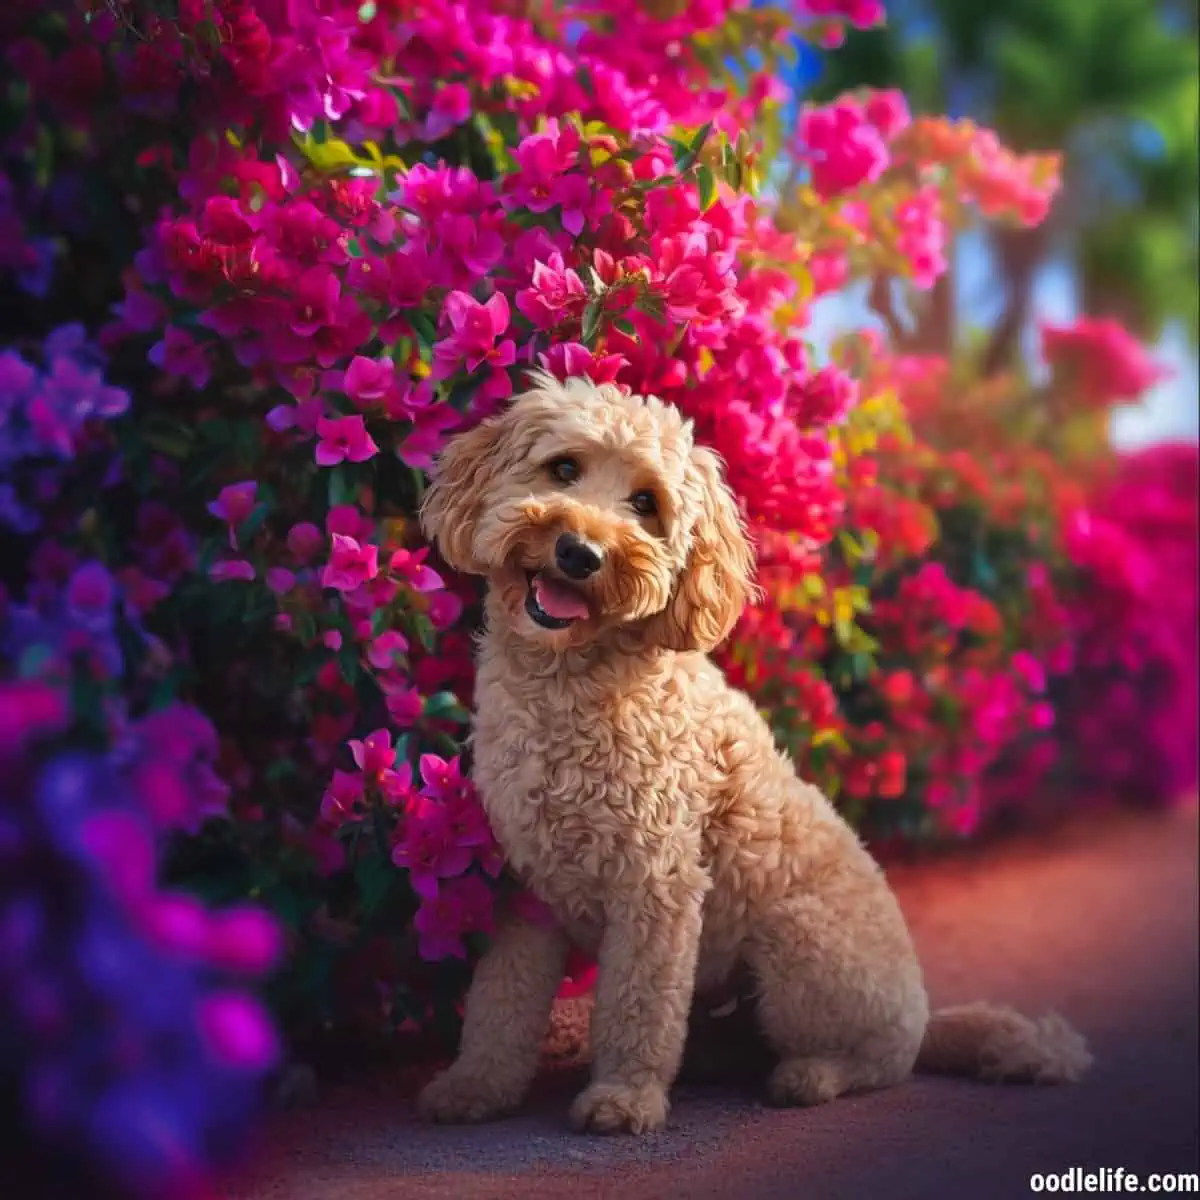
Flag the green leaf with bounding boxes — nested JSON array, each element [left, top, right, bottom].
[[356, 852, 395, 919], [422, 690, 469, 723], [689, 121, 715, 155], [409, 611, 437, 652], [696, 165, 718, 212], [236, 502, 271, 548], [408, 311, 437, 349], [327, 467, 356, 509], [613, 317, 637, 337], [581, 300, 602, 345]]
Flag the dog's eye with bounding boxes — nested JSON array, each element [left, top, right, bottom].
[[546, 456, 581, 485], [629, 490, 658, 517]]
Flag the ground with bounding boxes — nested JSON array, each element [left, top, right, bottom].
[[228, 803, 1199, 1200]]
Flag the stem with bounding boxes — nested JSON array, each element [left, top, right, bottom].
[[981, 224, 1048, 377]]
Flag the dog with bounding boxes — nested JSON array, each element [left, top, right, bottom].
[[416, 372, 1091, 1134]]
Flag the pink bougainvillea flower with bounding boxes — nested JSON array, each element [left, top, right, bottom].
[[349, 728, 395, 780], [797, 99, 890, 198], [395, 404, 463, 470], [864, 89, 911, 140], [342, 355, 395, 408], [515, 255, 587, 329], [286, 521, 324, 563], [428, 591, 464, 631], [418, 753, 467, 801], [537, 341, 627, 383], [319, 769, 365, 827], [207, 481, 257, 528], [149, 325, 212, 389], [321, 533, 379, 592], [390, 796, 474, 900], [389, 547, 443, 593], [315, 414, 379, 466], [205, 906, 285, 975], [1040, 317, 1168, 407], [198, 992, 281, 1070], [412, 872, 495, 961], [431, 291, 515, 378], [209, 559, 256, 583], [420, 81, 473, 141], [265, 567, 296, 594], [367, 629, 409, 669], [383, 681, 424, 728]]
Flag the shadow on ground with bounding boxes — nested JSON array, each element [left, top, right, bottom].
[[229, 804, 1199, 1200]]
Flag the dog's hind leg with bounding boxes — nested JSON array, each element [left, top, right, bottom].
[[745, 885, 929, 1107]]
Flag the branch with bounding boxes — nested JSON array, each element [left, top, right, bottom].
[[868, 275, 908, 348]]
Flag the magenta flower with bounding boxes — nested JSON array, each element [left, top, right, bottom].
[[392, 797, 474, 901], [428, 591, 464, 631], [412, 873, 495, 961], [349, 728, 396, 780], [319, 769, 365, 827], [149, 326, 212, 390], [515, 255, 587, 329], [389, 547, 443, 593], [367, 630, 409, 669], [207, 481, 257, 528], [418, 753, 467, 801], [66, 562, 116, 625], [287, 521, 324, 563], [396, 405, 463, 470], [315, 414, 379, 466], [509, 120, 581, 213], [265, 567, 296, 595], [420, 82, 473, 141], [864, 88, 911, 140], [797, 99, 890, 198], [342, 356, 395, 408], [431, 291, 514, 379], [198, 992, 280, 1071], [383, 682, 424, 728], [288, 267, 342, 338], [321, 533, 378, 592], [205, 907, 285, 975], [537, 341, 627, 383], [209, 559, 256, 583]]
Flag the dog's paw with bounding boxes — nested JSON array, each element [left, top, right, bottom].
[[416, 1068, 517, 1125], [569, 1080, 669, 1135]]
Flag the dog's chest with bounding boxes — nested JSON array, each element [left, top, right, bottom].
[[471, 672, 701, 923]]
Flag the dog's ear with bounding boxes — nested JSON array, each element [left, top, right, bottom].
[[647, 445, 756, 653], [420, 415, 507, 574]]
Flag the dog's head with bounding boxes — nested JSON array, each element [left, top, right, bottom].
[[421, 373, 755, 652]]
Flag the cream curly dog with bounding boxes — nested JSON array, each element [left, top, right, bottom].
[[417, 373, 1091, 1134]]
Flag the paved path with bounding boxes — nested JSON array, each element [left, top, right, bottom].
[[229, 804, 1199, 1200]]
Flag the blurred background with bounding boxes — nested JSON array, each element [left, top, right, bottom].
[[802, 0, 1199, 446]]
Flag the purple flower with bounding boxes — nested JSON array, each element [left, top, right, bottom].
[[149, 326, 212, 390]]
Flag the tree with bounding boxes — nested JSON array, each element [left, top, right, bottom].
[[812, 0, 1200, 370]]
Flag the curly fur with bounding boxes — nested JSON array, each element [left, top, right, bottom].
[[416, 374, 1092, 1134]]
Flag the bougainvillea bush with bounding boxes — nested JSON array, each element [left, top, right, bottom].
[[1, 1, 1196, 1191]]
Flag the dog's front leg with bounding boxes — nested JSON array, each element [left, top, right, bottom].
[[570, 862, 707, 1134], [418, 911, 569, 1123]]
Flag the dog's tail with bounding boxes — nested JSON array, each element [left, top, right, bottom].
[[915, 1001, 1092, 1084]]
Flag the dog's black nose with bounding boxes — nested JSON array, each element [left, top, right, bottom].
[[555, 532, 603, 580]]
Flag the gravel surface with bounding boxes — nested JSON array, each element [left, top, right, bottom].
[[228, 803, 1199, 1200]]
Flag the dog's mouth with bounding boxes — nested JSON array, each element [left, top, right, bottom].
[[524, 570, 591, 631]]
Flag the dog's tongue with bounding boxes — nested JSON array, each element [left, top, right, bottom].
[[533, 573, 589, 621]]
